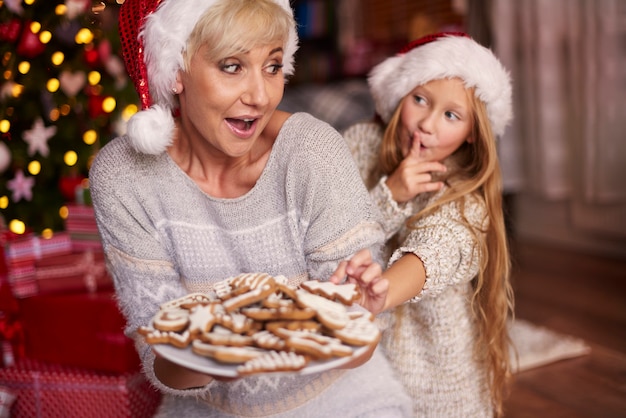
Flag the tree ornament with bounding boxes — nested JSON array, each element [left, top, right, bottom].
[[7, 170, 35, 202], [88, 94, 105, 118], [105, 55, 128, 89], [59, 70, 87, 97], [22, 118, 56, 158], [3, 0, 24, 15], [16, 23, 46, 58], [0, 19, 22, 42], [0, 142, 11, 174], [58, 174, 85, 201], [65, 0, 91, 20], [53, 20, 81, 46], [0, 82, 16, 100], [98, 39, 112, 63], [84, 48, 100, 67]]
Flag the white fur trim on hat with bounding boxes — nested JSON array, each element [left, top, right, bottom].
[[368, 35, 513, 137], [128, 0, 298, 155], [126, 104, 175, 155]]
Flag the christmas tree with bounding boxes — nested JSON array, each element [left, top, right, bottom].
[[0, 0, 138, 236]]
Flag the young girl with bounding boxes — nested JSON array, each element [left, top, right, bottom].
[[333, 32, 515, 417]]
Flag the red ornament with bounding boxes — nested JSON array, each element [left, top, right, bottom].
[[97, 40, 112, 63], [0, 19, 22, 43], [58, 175, 85, 201], [16, 22, 46, 58], [87, 94, 105, 118], [84, 47, 100, 67]]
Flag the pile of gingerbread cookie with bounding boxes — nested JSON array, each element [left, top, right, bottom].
[[137, 272, 380, 376]]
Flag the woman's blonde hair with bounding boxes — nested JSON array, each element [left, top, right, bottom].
[[378, 87, 514, 416], [183, 0, 294, 71]]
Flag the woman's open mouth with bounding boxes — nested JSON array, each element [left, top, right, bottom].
[[226, 117, 258, 137]]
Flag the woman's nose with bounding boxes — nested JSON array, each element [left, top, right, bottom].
[[241, 72, 269, 107]]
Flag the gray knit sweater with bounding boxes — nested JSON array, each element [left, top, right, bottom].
[[89, 113, 412, 417], [344, 122, 494, 417]]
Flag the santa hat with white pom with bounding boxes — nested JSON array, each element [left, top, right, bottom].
[[368, 32, 513, 137], [118, 0, 299, 155]]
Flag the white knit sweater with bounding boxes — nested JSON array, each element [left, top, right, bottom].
[[343, 122, 494, 417], [89, 113, 412, 417]]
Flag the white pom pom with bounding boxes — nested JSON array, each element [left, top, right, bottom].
[[126, 105, 175, 155]]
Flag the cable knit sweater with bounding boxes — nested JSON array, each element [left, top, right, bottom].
[[89, 113, 412, 417], [343, 122, 494, 418]]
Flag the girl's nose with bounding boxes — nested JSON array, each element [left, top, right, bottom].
[[417, 111, 434, 134]]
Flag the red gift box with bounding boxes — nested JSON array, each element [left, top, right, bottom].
[[3, 233, 72, 265], [4, 262, 37, 298], [3, 233, 74, 299], [34, 250, 113, 295], [64, 204, 103, 252], [18, 292, 140, 373], [0, 358, 161, 418]]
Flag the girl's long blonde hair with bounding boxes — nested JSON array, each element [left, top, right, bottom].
[[377, 88, 515, 416]]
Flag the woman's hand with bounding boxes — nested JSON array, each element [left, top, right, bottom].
[[154, 353, 236, 390], [386, 133, 446, 203], [329, 249, 389, 315]]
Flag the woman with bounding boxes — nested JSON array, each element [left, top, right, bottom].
[[89, 0, 411, 417]]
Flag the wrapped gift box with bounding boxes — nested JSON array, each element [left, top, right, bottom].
[[4, 263, 37, 298], [34, 250, 113, 295], [3, 233, 72, 265], [3, 233, 73, 298], [0, 359, 161, 418], [64, 204, 103, 252], [18, 292, 140, 373]]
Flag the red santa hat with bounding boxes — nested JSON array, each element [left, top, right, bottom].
[[118, 0, 299, 154], [368, 32, 512, 137]]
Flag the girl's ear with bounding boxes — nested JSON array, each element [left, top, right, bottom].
[[466, 135, 475, 144]]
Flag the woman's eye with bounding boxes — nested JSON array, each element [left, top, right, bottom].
[[413, 95, 426, 104], [266, 63, 283, 75], [221, 63, 240, 74]]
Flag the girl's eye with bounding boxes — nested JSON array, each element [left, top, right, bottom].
[[413, 95, 426, 105], [445, 111, 460, 121], [221, 63, 240, 74]]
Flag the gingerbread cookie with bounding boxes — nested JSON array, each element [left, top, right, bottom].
[[152, 308, 190, 332], [138, 325, 192, 348], [331, 311, 381, 347], [294, 289, 350, 330], [236, 350, 308, 376], [300, 280, 361, 306], [192, 340, 264, 364]]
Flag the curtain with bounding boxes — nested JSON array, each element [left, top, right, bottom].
[[490, 0, 626, 239]]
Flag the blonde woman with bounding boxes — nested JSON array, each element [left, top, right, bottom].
[[89, 0, 412, 416]]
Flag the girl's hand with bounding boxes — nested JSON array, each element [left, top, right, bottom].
[[330, 249, 389, 315], [386, 133, 446, 203]]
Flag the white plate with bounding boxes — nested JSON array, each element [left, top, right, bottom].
[[152, 305, 374, 377], [153, 340, 371, 377]]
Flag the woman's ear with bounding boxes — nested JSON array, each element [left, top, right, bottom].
[[466, 135, 475, 144], [173, 73, 184, 95]]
